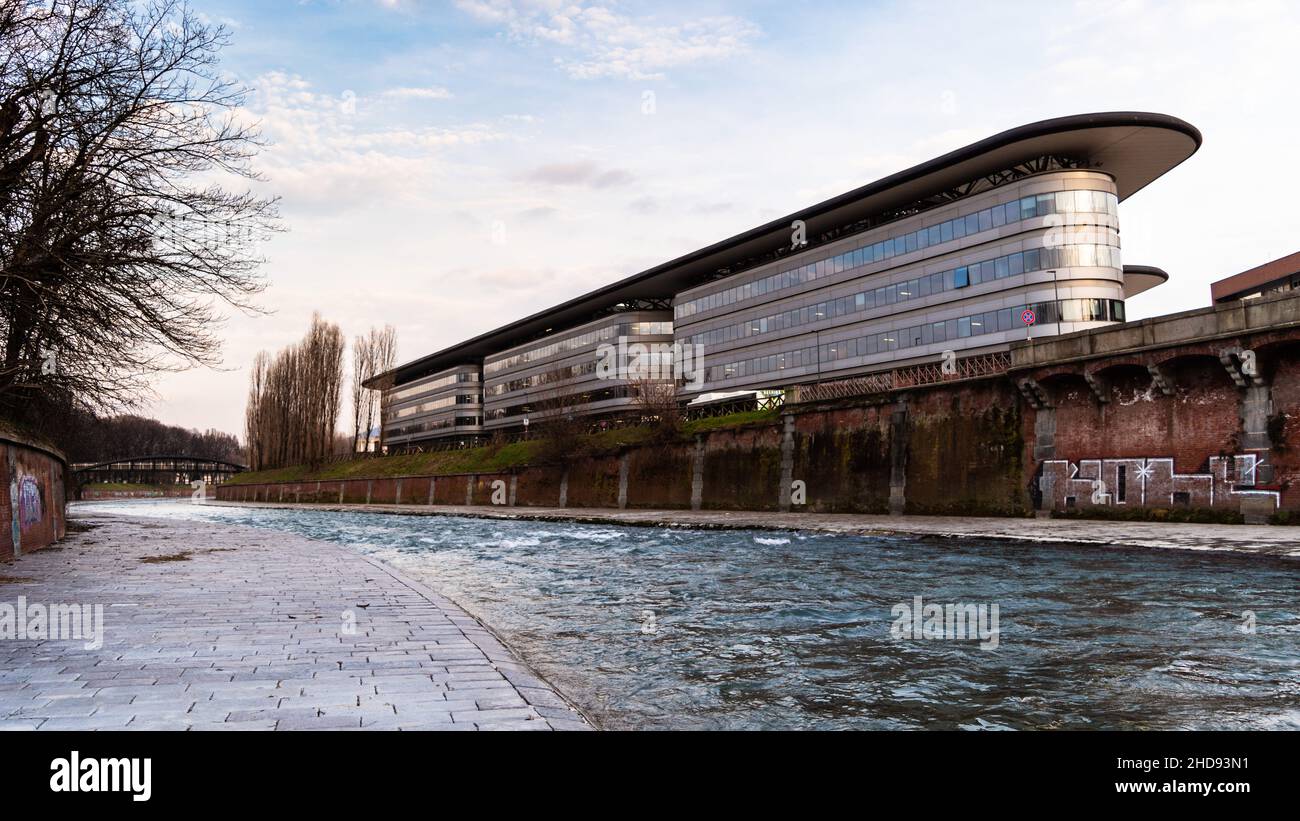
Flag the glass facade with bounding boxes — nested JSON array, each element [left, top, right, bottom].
[[705, 298, 1127, 382], [387, 415, 484, 439], [685, 242, 1122, 349], [391, 392, 482, 419], [483, 312, 675, 429], [676, 188, 1118, 320], [386, 369, 479, 404], [486, 385, 642, 421], [485, 321, 673, 376], [384, 168, 1139, 437], [381, 364, 484, 444]]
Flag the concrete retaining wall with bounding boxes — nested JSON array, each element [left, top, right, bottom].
[[215, 360, 1300, 522]]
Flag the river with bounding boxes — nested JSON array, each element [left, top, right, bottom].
[[77, 500, 1300, 730]]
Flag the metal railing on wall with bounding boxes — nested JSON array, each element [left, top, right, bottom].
[[790, 351, 1012, 404]]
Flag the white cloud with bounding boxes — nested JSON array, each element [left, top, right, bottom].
[[453, 0, 760, 79], [381, 86, 454, 100], [242, 72, 502, 211]]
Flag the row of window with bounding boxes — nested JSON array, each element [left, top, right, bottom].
[[816, 299, 1127, 365], [686, 243, 1123, 349], [487, 360, 597, 397], [705, 299, 1126, 383], [486, 351, 680, 398], [676, 188, 1119, 321], [483, 321, 673, 376], [391, 392, 482, 420], [386, 369, 480, 404], [387, 415, 484, 438], [485, 385, 640, 420]]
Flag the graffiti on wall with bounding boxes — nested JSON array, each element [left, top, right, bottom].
[[18, 474, 43, 529], [1039, 454, 1280, 511]]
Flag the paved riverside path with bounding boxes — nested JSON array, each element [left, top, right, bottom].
[[211, 501, 1300, 559], [0, 512, 591, 731]]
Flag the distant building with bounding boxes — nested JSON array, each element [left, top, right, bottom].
[[369, 112, 1201, 450], [1210, 251, 1300, 304]]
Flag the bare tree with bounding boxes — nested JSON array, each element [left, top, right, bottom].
[[533, 366, 588, 463], [0, 0, 277, 428], [350, 333, 374, 454], [369, 325, 396, 452], [244, 315, 345, 470], [348, 324, 396, 454], [244, 350, 268, 470], [633, 377, 683, 441]]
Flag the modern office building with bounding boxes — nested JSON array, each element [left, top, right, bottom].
[[370, 112, 1200, 449], [1210, 250, 1300, 304], [482, 311, 673, 432], [381, 363, 483, 448]]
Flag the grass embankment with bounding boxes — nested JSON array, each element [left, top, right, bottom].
[[227, 408, 781, 486]]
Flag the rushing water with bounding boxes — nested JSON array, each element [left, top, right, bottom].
[[76, 500, 1300, 730]]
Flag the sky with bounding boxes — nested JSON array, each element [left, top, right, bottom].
[[147, 0, 1300, 436]]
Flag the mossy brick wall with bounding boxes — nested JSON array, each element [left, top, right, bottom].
[[625, 443, 693, 509], [432, 475, 470, 505], [369, 478, 397, 503], [790, 405, 892, 513], [1051, 359, 1241, 467], [470, 474, 512, 504], [1261, 348, 1299, 510], [514, 466, 565, 506], [563, 455, 621, 508], [904, 380, 1027, 516], [213, 341, 1300, 519], [399, 477, 434, 505], [700, 425, 783, 511]]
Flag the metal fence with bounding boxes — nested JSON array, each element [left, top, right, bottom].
[[791, 351, 1012, 404]]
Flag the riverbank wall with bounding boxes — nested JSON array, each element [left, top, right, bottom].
[[217, 292, 1300, 524], [1, 425, 68, 559]]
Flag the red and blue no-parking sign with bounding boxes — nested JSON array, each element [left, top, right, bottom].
[[1020, 308, 1037, 326]]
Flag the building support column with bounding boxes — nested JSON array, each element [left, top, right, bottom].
[[888, 400, 908, 516], [778, 414, 795, 512], [1033, 407, 1057, 462], [617, 452, 629, 510], [1240, 385, 1274, 453], [1033, 407, 1058, 514], [690, 435, 704, 511]]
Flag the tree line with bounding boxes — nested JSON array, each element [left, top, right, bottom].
[[243, 316, 395, 471], [60, 413, 241, 466]]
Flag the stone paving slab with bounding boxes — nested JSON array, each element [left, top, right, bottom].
[[0, 513, 592, 731], [210, 501, 1300, 558]]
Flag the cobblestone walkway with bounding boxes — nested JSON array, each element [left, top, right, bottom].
[[0, 513, 591, 731]]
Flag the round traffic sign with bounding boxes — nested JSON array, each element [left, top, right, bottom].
[[1020, 308, 1037, 326]]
